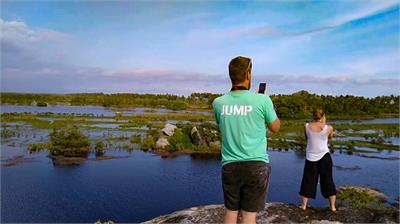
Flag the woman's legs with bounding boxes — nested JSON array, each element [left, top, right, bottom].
[[329, 195, 337, 211], [300, 196, 308, 210], [319, 153, 337, 211], [299, 159, 318, 210]]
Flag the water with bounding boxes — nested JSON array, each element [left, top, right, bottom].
[[1, 146, 399, 223], [0, 104, 212, 116], [331, 118, 400, 124], [1, 108, 399, 222]]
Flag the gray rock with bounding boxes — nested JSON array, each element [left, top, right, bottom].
[[162, 124, 177, 136], [209, 141, 221, 151], [143, 203, 399, 223], [156, 137, 169, 149], [190, 126, 207, 146]]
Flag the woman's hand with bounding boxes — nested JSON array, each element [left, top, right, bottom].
[[333, 132, 346, 137]]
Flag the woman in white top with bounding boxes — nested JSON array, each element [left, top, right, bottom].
[[299, 108, 337, 212]]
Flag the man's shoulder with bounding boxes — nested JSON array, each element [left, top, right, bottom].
[[212, 94, 228, 105], [247, 91, 269, 102]]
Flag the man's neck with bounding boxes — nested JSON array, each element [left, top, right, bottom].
[[231, 84, 248, 92]]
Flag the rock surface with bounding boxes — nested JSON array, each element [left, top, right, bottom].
[[143, 203, 399, 223], [190, 126, 207, 146], [156, 137, 170, 149], [162, 124, 177, 136]]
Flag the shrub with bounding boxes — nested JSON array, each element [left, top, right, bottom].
[[337, 186, 385, 209], [140, 136, 155, 151], [166, 128, 194, 152], [28, 143, 51, 153], [49, 126, 90, 157], [95, 141, 105, 156], [130, 134, 141, 144]]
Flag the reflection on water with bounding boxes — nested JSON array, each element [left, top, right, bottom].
[[1, 146, 399, 223]]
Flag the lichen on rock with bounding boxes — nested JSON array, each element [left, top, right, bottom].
[[143, 202, 399, 223]]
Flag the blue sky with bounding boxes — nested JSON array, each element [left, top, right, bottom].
[[1, 1, 399, 96]]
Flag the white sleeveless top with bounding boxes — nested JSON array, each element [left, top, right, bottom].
[[305, 123, 330, 161]]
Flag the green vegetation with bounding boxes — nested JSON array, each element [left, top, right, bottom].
[[95, 141, 105, 156], [48, 126, 91, 157], [271, 91, 399, 119], [2, 91, 398, 118], [1, 127, 19, 138], [130, 134, 141, 144], [28, 142, 51, 152], [27, 126, 92, 164], [337, 186, 387, 209], [166, 128, 194, 152], [140, 136, 155, 151], [1, 92, 188, 110], [159, 123, 220, 152]]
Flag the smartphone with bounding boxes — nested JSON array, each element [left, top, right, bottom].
[[258, 83, 266, 94]]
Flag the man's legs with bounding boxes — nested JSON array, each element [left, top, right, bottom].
[[240, 210, 257, 224], [223, 209, 239, 224]]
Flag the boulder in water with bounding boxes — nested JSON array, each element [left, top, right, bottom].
[[156, 137, 170, 149], [162, 124, 177, 136], [190, 126, 207, 146]]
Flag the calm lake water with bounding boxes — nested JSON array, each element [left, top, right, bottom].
[[1, 106, 399, 223], [0, 104, 212, 116], [1, 146, 399, 223]]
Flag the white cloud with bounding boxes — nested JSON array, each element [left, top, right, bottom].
[[327, 0, 399, 26], [0, 19, 73, 44], [341, 50, 400, 75], [1, 19, 398, 96]]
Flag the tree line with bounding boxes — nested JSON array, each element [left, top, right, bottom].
[[1, 91, 398, 118]]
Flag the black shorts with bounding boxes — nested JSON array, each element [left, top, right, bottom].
[[221, 161, 271, 212], [299, 152, 337, 199]]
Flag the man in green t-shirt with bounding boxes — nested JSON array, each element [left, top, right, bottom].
[[212, 56, 280, 224]]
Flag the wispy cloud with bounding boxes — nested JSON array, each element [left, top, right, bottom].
[[327, 0, 399, 26], [1, 0, 398, 97], [0, 19, 73, 44], [224, 1, 399, 38], [225, 24, 335, 38]]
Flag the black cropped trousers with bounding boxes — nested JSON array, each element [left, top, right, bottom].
[[299, 152, 336, 199]]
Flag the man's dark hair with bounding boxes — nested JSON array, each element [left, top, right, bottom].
[[229, 56, 252, 85]]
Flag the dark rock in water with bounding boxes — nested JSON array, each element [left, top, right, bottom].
[[143, 203, 399, 223], [334, 165, 361, 171], [1, 155, 35, 167], [36, 102, 48, 107], [91, 155, 130, 161], [50, 156, 87, 166]]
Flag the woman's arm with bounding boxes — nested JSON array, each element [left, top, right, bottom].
[[327, 125, 334, 138], [304, 124, 308, 142]]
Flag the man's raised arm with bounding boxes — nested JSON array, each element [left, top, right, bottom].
[[268, 118, 280, 133]]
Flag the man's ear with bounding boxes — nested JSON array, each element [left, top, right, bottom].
[[246, 71, 251, 81]]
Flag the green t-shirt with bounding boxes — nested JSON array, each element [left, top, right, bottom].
[[212, 90, 277, 166]]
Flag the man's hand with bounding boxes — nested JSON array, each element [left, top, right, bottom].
[[254, 87, 269, 95]]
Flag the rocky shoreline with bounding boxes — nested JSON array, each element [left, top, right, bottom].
[[143, 203, 399, 223]]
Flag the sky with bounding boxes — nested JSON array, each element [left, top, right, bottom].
[[1, 1, 399, 97]]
